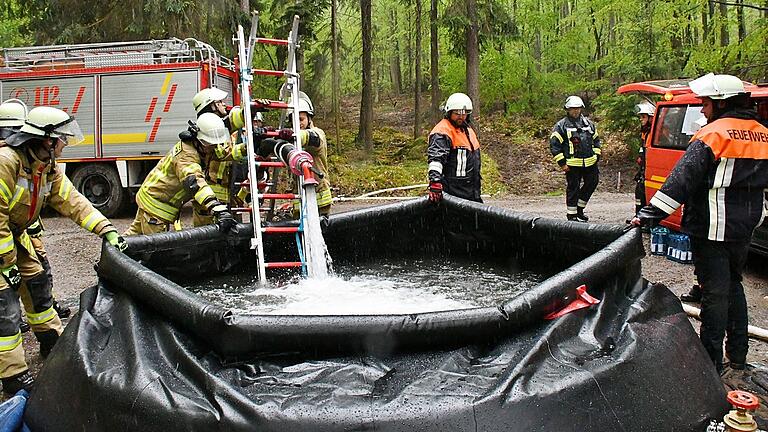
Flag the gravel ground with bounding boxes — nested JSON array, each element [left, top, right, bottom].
[[13, 191, 768, 397]]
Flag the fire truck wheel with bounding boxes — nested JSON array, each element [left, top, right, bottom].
[[70, 164, 126, 217]]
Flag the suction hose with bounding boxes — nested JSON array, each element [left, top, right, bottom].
[[271, 139, 318, 185]]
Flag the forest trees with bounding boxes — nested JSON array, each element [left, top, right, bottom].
[[3, 0, 767, 141]]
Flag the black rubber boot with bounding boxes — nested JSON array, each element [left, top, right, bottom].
[[566, 214, 579, 221], [35, 329, 59, 358], [1, 370, 34, 396], [680, 284, 703, 303], [53, 300, 71, 319], [19, 319, 30, 333], [576, 207, 589, 222]]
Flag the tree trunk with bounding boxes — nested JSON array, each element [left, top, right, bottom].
[[390, 9, 402, 94], [708, 0, 716, 44], [533, 0, 542, 72], [331, 0, 341, 151], [736, 0, 746, 42], [719, 1, 728, 47], [414, 0, 422, 138], [240, 0, 249, 13], [406, 3, 413, 91], [701, 5, 708, 44], [358, 0, 374, 150], [430, 0, 441, 121], [466, 0, 480, 119]]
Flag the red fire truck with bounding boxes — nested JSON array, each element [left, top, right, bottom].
[[618, 79, 768, 255], [0, 39, 240, 216]]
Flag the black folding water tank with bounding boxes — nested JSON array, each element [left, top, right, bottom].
[[25, 195, 727, 431]]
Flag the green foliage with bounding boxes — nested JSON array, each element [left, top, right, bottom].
[[330, 124, 506, 197]]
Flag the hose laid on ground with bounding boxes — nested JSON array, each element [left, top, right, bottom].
[[682, 303, 768, 342]]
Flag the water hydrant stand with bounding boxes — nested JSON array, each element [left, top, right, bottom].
[[724, 390, 759, 432]]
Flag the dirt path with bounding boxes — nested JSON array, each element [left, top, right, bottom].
[[18, 191, 768, 384]]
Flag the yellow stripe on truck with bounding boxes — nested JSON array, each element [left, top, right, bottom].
[[160, 73, 173, 95], [70, 133, 150, 146], [645, 180, 664, 190]]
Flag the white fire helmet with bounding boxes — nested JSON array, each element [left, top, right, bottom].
[[0, 99, 28, 128], [689, 73, 747, 100], [443, 93, 473, 115], [21, 106, 83, 144], [195, 113, 230, 146], [636, 102, 656, 116], [288, 91, 315, 116], [564, 96, 585, 109], [192, 87, 228, 113]]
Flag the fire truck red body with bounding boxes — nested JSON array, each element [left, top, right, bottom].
[[0, 39, 239, 216], [618, 79, 768, 255]]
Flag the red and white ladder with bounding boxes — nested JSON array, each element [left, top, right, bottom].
[[234, 14, 312, 284]]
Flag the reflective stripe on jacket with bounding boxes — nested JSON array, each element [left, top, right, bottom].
[[289, 126, 331, 203], [640, 112, 768, 242], [549, 115, 601, 167], [427, 119, 482, 202], [136, 140, 218, 223], [0, 146, 114, 268]]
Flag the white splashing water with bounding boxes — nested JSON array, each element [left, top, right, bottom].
[[302, 186, 331, 279], [217, 276, 474, 315]]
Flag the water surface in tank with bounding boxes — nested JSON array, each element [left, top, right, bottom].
[[186, 257, 549, 315]]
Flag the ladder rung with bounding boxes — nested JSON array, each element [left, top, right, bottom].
[[259, 193, 298, 200], [252, 100, 289, 109], [252, 69, 285, 77], [255, 161, 286, 168], [265, 261, 304, 268], [263, 227, 300, 234], [255, 38, 289, 46]]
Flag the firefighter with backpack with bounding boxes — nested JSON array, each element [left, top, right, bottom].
[[0, 106, 126, 395], [124, 113, 237, 235]]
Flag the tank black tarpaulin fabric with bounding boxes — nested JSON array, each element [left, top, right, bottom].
[[25, 195, 728, 431]]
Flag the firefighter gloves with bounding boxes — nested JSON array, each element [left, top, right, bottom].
[[104, 231, 128, 252], [1, 265, 21, 291], [428, 182, 443, 203], [212, 205, 237, 233], [277, 128, 294, 141]]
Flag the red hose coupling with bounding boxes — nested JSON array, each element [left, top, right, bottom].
[[302, 163, 318, 185], [287, 150, 314, 176]]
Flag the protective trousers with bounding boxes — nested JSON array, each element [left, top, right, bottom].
[[123, 209, 171, 236], [565, 165, 599, 214], [691, 237, 750, 371], [0, 238, 62, 378], [634, 176, 646, 214]]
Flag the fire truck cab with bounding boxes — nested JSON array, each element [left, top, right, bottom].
[[618, 79, 768, 255], [0, 39, 239, 216]]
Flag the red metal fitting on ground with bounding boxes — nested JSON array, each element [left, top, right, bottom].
[[724, 390, 759, 432]]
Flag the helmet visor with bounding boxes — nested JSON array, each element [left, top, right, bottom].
[[54, 118, 84, 145], [451, 109, 471, 115]]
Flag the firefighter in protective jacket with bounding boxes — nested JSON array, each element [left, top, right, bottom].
[[281, 93, 332, 217], [427, 93, 482, 203], [124, 113, 237, 235], [633, 73, 768, 372], [634, 102, 655, 214], [549, 96, 601, 221], [190, 88, 248, 226], [0, 106, 126, 396]]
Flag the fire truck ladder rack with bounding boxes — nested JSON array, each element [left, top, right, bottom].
[[1, 38, 235, 86], [235, 14, 308, 284]]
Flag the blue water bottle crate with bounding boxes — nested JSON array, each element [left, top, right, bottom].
[[650, 226, 669, 255], [665, 232, 693, 264]]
